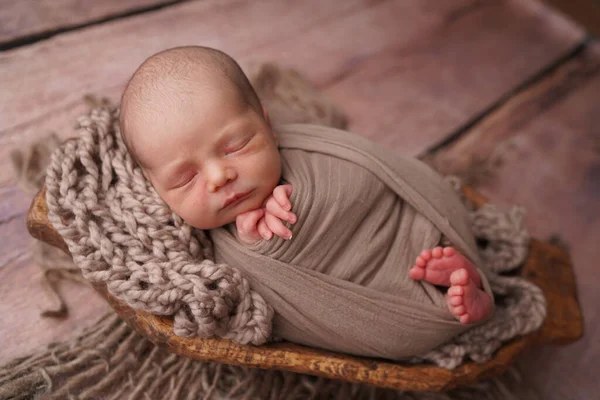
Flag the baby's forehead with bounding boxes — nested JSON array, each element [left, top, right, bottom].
[[132, 69, 241, 114], [124, 82, 247, 149]]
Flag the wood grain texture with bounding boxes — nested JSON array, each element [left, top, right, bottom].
[[426, 43, 600, 183], [24, 184, 583, 391], [0, 186, 110, 363], [323, 0, 585, 155], [0, 0, 182, 47], [428, 42, 600, 400], [0, 255, 110, 362]]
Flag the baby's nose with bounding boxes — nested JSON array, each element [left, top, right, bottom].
[[206, 165, 237, 192]]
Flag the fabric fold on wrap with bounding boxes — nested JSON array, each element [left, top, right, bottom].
[[211, 124, 494, 359]]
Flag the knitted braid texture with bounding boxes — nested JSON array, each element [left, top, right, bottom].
[[45, 106, 273, 345], [44, 70, 546, 368]]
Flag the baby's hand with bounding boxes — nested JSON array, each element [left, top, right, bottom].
[[263, 184, 296, 240], [235, 208, 267, 245], [235, 184, 296, 244]]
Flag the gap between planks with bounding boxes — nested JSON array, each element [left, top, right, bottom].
[[421, 37, 593, 160], [425, 39, 600, 181], [0, 0, 185, 51]]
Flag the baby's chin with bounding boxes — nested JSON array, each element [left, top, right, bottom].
[[184, 207, 255, 230], [185, 214, 235, 230]]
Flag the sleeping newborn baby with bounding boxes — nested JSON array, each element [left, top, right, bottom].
[[119, 46, 494, 359]]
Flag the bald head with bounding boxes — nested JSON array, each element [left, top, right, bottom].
[[119, 46, 262, 165]]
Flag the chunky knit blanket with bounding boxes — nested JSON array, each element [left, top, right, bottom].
[[44, 72, 546, 369]]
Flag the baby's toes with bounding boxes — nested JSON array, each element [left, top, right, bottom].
[[450, 268, 469, 286], [460, 314, 471, 324], [415, 256, 426, 267], [452, 305, 466, 316], [449, 295, 463, 306], [419, 249, 432, 261], [432, 247, 443, 258], [448, 285, 463, 296], [409, 266, 425, 280], [442, 247, 455, 257]]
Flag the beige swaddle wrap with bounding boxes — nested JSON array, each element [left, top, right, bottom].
[[211, 124, 494, 359]]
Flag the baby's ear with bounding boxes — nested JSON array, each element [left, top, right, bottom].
[[262, 104, 270, 125], [264, 109, 278, 146]]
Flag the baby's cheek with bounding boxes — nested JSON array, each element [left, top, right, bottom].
[[179, 201, 213, 229], [170, 189, 200, 222], [255, 150, 281, 187]]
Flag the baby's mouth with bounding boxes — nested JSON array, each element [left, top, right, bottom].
[[222, 190, 254, 210]]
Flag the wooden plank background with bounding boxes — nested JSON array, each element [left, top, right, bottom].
[[0, 0, 183, 49], [0, 0, 597, 398]]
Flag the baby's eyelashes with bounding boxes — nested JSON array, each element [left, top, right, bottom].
[[223, 133, 253, 155], [170, 172, 197, 190]]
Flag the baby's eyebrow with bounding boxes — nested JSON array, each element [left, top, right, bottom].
[[215, 116, 253, 142], [215, 127, 247, 146]]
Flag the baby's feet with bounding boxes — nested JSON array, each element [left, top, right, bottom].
[[409, 246, 492, 324], [446, 269, 493, 324], [409, 247, 482, 288]]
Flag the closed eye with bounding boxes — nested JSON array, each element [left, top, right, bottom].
[[224, 135, 253, 155], [171, 172, 197, 190]]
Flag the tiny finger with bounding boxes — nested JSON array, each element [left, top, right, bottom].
[[273, 184, 293, 211], [265, 212, 293, 240], [237, 208, 264, 234], [265, 197, 296, 223], [257, 217, 273, 240]]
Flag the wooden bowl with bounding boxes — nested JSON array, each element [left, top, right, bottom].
[[26, 184, 583, 391]]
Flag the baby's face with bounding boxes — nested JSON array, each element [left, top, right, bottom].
[[131, 87, 281, 229]]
